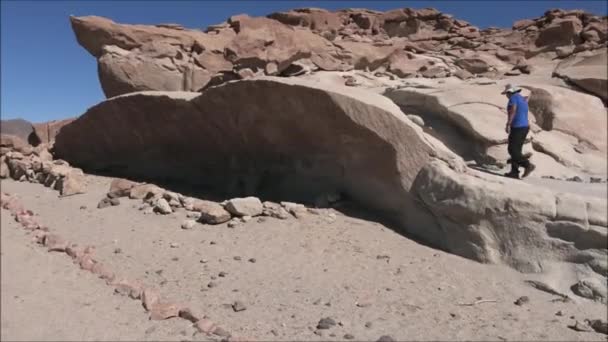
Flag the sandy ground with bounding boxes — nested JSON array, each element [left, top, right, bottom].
[[1, 176, 607, 341]]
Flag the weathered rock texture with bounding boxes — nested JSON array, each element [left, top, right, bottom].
[[53, 78, 607, 276], [70, 8, 608, 99], [553, 49, 608, 103]]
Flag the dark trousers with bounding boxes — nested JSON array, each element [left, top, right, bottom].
[[508, 126, 530, 173]]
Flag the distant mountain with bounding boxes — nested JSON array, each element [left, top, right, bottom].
[[0, 118, 34, 142]]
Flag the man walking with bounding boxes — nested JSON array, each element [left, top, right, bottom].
[[502, 84, 535, 179]]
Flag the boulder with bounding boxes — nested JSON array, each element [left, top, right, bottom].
[[553, 50, 607, 103], [455, 52, 510, 74], [267, 8, 342, 33], [108, 178, 139, 197], [571, 278, 607, 303], [411, 160, 606, 273], [0, 134, 29, 154], [56, 169, 86, 196], [536, 17, 583, 47], [513, 19, 535, 30], [524, 84, 607, 153], [192, 199, 231, 224], [129, 184, 164, 199], [0, 157, 8, 178], [53, 77, 461, 244], [225, 197, 264, 217], [385, 84, 528, 163]]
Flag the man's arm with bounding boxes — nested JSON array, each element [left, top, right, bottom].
[[507, 104, 516, 126], [506, 104, 516, 133]]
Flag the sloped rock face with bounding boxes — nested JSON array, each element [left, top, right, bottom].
[[412, 160, 607, 274], [70, 8, 608, 98], [386, 82, 607, 175], [553, 50, 608, 103], [53, 78, 459, 215], [53, 78, 607, 277]]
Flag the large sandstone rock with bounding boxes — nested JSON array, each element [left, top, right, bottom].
[[524, 84, 607, 153], [385, 84, 533, 164], [225, 197, 264, 217], [52, 77, 607, 279], [411, 160, 607, 274], [535, 17, 583, 47], [70, 16, 236, 97], [192, 199, 231, 224], [553, 50, 608, 102], [54, 77, 461, 234]]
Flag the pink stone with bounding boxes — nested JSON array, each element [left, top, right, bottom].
[[194, 318, 216, 333], [149, 302, 181, 320], [141, 288, 161, 311]]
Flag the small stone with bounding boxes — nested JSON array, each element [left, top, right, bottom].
[[317, 317, 336, 329], [569, 320, 592, 332], [232, 301, 246, 312], [208, 282, 217, 288], [356, 301, 372, 308], [79, 205, 87, 210], [213, 327, 230, 337], [194, 319, 216, 334], [590, 177, 602, 184], [377, 335, 396, 342], [110, 198, 120, 206], [514, 296, 529, 306], [365, 322, 373, 328], [567, 176, 583, 183], [186, 211, 202, 220], [233, 256, 241, 261], [210, 241, 216, 245], [241, 215, 252, 222], [171, 257, 179, 261], [154, 198, 173, 214], [200, 259, 208, 263], [227, 219, 240, 228], [344, 333, 355, 340], [248, 258, 256, 263], [588, 319, 608, 335], [449, 312, 459, 319], [170, 242, 180, 248], [97, 198, 112, 209], [181, 220, 196, 230], [556, 311, 563, 316], [114, 248, 122, 254], [270, 329, 278, 336], [219, 271, 227, 277]]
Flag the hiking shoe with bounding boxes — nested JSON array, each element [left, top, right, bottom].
[[522, 163, 536, 178], [504, 172, 520, 179]]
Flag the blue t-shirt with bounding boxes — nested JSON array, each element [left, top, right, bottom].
[[507, 93, 529, 128]]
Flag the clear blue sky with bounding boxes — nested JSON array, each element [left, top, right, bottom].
[[2, 1, 607, 123]]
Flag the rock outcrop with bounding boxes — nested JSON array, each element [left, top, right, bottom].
[[54, 78, 461, 215], [553, 49, 608, 103], [386, 82, 607, 176], [53, 77, 607, 277], [69, 8, 608, 98]]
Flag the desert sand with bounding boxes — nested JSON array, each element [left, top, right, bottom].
[[2, 175, 607, 341]]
